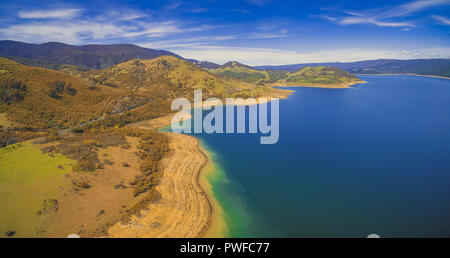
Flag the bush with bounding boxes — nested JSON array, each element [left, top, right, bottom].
[[0, 77, 27, 104]]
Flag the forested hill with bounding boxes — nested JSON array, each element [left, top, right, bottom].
[[0, 40, 183, 70]]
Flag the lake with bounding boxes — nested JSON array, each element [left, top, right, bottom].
[[179, 75, 450, 237]]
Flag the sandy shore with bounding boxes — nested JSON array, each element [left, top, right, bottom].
[[268, 80, 366, 89], [111, 87, 292, 238], [107, 132, 213, 237]]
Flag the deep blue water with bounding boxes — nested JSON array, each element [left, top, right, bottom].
[[186, 75, 450, 237]]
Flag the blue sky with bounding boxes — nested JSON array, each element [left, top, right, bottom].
[[0, 0, 449, 65]]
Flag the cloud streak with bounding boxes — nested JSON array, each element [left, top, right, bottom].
[[0, 7, 210, 44], [18, 8, 82, 19], [432, 15, 450, 24], [317, 0, 450, 28]]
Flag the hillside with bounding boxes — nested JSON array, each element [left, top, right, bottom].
[[0, 40, 183, 70], [208, 61, 362, 87], [86, 56, 256, 98], [0, 57, 123, 129], [255, 59, 450, 78], [208, 61, 269, 83], [278, 66, 363, 86], [1, 56, 267, 132]]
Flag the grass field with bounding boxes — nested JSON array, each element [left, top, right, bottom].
[[0, 141, 74, 237]]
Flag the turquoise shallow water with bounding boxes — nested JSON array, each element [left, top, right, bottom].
[[176, 75, 450, 237]]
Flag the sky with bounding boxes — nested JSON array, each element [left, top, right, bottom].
[[0, 0, 449, 65]]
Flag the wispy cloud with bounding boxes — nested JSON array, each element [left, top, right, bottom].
[[0, 7, 211, 44], [309, 15, 337, 22], [316, 0, 450, 28], [432, 15, 450, 24], [138, 28, 288, 50], [18, 8, 82, 19], [339, 17, 414, 27], [245, 0, 274, 6]]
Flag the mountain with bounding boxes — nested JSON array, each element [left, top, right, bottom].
[[86, 56, 253, 97], [0, 40, 183, 70], [347, 59, 450, 77], [254, 60, 397, 72], [275, 66, 363, 86], [255, 59, 450, 78], [0, 56, 263, 131], [188, 60, 221, 69]]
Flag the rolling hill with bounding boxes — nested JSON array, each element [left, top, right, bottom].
[[86, 56, 254, 97], [0, 55, 267, 132], [0, 57, 123, 129], [0, 40, 183, 70], [208, 61, 362, 87], [277, 66, 363, 86], [208, 61, 269, 83]]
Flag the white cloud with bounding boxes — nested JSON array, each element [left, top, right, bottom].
[[1, 7, 211, 44], [396, 0, 450, 16], [0, 19, 203, 44], [432, 15, 450, 25], [18, 8, 82, 19], [317, 0, 450, 28], [169, 46, 450, 65], [340, 17, 414, 27]]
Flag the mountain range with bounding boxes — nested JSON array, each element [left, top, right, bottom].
[[255, 59, 450, 78], [1, 41, 449, 79]]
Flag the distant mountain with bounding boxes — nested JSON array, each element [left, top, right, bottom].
[[255, 59, 450, 78], [254, 60, 397, 71], [347, 59, 450, 77], [188, 59, 221, 69], [0, 40, 183, 70]]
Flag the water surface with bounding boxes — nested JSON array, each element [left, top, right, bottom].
[[185, 75, 450, 237]]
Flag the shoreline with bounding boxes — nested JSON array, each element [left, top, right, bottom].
[[356, 73, 450, 80], [118, 87, 292, 238], [267, 80, 366, 89], [107, 132, 214, 237], [197, 142, 229, 237]]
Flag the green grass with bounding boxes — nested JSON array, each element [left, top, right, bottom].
[[0, 141, 74, 237]]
